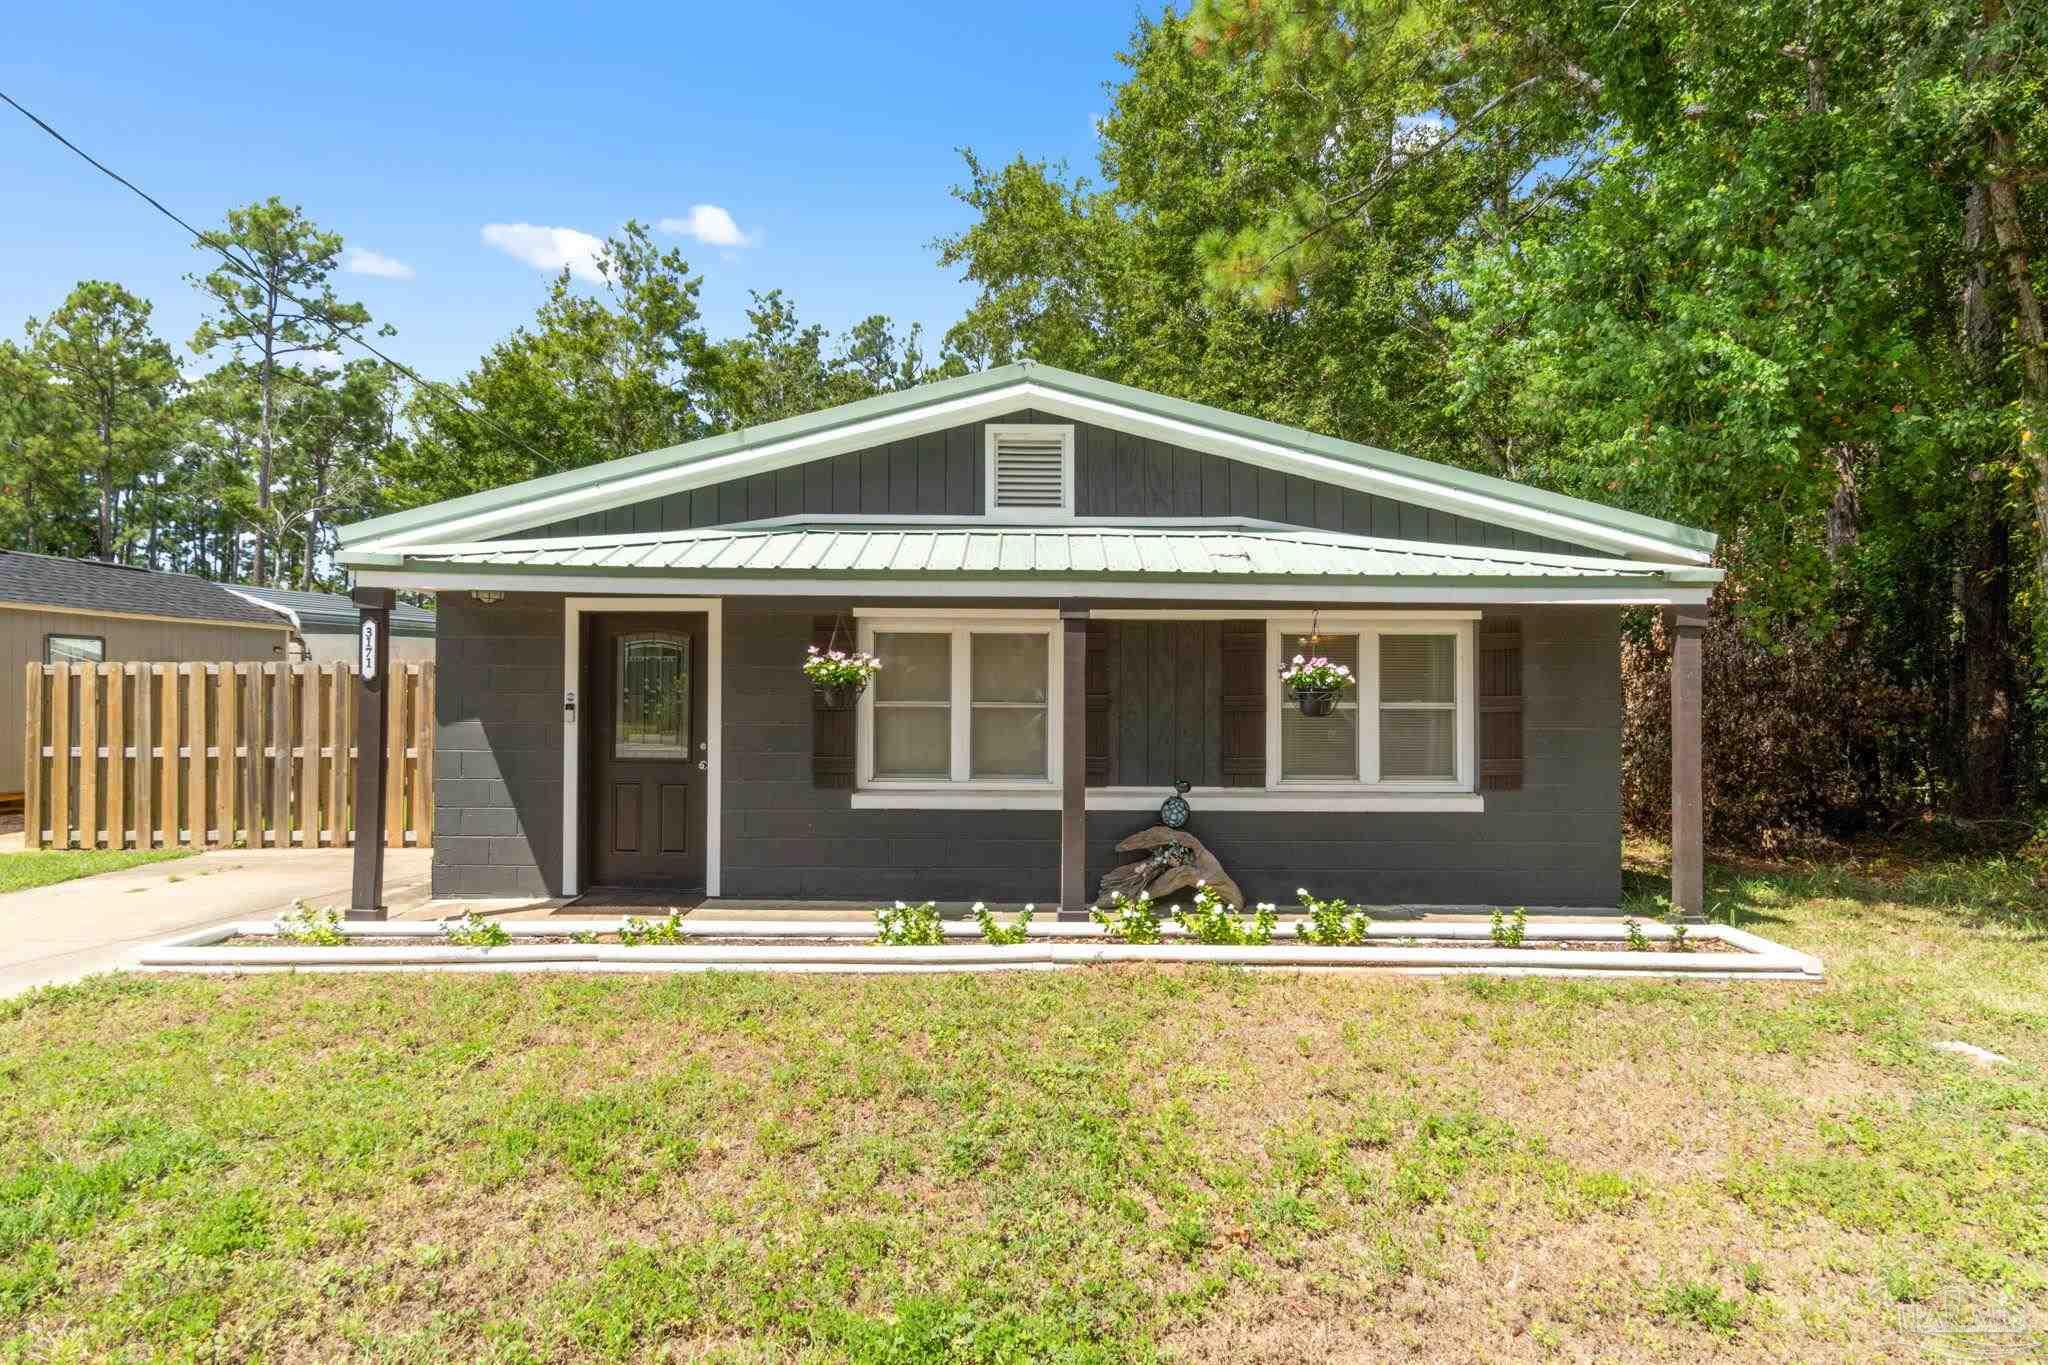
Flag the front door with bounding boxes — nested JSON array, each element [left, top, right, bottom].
[[590, 612, 708, 889]]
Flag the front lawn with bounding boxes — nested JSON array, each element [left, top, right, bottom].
[[0, 847, 2041, 1361], [0, 849, 192, 896]]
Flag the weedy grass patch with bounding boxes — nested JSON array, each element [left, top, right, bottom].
[[0, 843, 2041, 1360]]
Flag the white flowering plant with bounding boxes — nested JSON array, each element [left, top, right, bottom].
[[875, 900, 946, 946], [1279, 653, 1354, 695], [442, 911, 510, 948], [1174, 883, 1278, 945], [1091, 890, 1165, 944], [1294, 888, 1371, 946], [618, 912, 685, 946], [975, 901, 1035, 945], [275, 899, 346, 946], [802, 645, 882, 690]]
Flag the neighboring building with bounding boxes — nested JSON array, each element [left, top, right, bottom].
[[336, 363, 1720, 913], [228, 586, 435, 666], [0, 552, 293, 796]]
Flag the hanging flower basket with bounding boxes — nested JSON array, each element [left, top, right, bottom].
[[803, 644, 881, 709], [1293, 688, 1339, 718], [1279, 653, 1354, 718], [813, 681, 865, 711]]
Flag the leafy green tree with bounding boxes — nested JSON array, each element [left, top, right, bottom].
[[0, 339, 93, 556], [702, 290, 963, 430], [189, 198, 379, 582], [392, 222, 710, 506], [271, 360, 402, 588], [24, 281, 180, 560]]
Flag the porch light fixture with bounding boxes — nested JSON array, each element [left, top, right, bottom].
[[471, 590, 506, 605]]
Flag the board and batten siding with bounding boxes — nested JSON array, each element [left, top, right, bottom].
[[432, 596, 1620, 906], [508, 409, 1600, 558], [1, 607, 289, 796]]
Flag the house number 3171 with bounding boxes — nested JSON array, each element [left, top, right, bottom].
[[360, 619, 380, 681]]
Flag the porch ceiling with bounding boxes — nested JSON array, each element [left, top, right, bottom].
[[340, 518, 1721, 592]]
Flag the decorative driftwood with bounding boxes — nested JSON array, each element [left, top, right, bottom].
[[1097, 825, 1244, 910]]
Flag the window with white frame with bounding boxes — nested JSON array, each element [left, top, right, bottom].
[[862, 618, 1060, 786], [1270, 620, 1473, 788]]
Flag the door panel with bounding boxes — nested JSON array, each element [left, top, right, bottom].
[[591, 613, 707, 888]]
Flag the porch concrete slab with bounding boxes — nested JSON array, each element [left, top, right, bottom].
[[0, 847, 432, 998]]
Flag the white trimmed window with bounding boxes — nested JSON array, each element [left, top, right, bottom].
[[859, 616, 1062, 788], [984, 423, 1075, 520], [1268, 619, 1474, 790]]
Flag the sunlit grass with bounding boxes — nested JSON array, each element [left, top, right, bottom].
[[0, 846, 2041, 1360], [0, 849, 192, 896]]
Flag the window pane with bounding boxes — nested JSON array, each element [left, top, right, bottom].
[[1281, 706, 1359, 780], [1380, 634, 1455, 703], [972, 707, 1046, 778], [1381, 709, 1455, 779], [616, 634, 689, 757], [875, 707, 950, 778], [971, 633, 1047, 703], [875, 632, 950, 702], [45, 635, 103, 664]]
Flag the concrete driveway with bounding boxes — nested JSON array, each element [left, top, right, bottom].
[[0, 847, 433, 997]]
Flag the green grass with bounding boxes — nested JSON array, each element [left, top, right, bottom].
[[0, 845, 2042, 1360], [0, 849, 192, 895]]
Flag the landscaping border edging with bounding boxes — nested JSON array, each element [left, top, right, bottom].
[[132, 918, 1823, 981]]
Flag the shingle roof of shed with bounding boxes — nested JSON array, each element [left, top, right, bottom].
[[0, 552, 287, 627], [230, 586, 436, 636]]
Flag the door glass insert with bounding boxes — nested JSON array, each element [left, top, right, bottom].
[[615, 632, 690, 758]]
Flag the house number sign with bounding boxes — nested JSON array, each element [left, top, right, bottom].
[[360, 618, 380, 681]]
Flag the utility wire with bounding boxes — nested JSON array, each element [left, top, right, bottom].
[[0, 86, 555, 473]]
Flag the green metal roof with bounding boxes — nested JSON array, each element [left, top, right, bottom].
[[339, 363, 1718, 562], [341, 519, 1722, 587]]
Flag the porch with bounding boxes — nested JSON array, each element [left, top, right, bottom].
[[340, 575, 1706, 920]]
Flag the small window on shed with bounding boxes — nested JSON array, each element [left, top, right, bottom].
[[985, 424, 1075, 519], [45, 634, 103, 665]]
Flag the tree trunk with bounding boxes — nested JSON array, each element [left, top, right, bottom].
[[254, 280, 279, 585], [96, 398, 114, 560], [1960, 510, 2015, 815], [1985, 158, 2048, 601]]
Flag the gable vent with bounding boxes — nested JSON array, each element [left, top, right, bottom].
[[986, 424, 1074, 518]]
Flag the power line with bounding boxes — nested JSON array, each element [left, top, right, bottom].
[[0, 86, 556, 473]]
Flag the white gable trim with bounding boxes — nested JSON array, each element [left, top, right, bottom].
[[352, 380, 1707, 564]]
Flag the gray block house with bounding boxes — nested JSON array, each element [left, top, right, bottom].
[[336, 364, 1718, 914]]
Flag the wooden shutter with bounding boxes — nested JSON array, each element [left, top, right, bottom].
[[810, 617, 856, 789], [1478, 617, 1524, 791], [1219, 620, 1266, 787], [1086, 621, 1116, 785]]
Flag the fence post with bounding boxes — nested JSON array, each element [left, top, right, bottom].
[[23, 664, 44, 850], [49, 665, 70, 850], [104, 664, 125, 850], [133, 664, 153, 849]]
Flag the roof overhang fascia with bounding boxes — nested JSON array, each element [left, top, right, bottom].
[[351, 564, 1717, 607], [344, 375, 1715, 566]]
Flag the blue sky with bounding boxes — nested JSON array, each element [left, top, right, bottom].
[[2, 1, 1140, 381]]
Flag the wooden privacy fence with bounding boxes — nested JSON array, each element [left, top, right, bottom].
[[23, 661, 434, 852]]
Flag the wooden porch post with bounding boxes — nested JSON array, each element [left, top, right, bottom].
[[1059, 601, 1089, 918], [350, 586, 396, 919], [1668, 604, 1706, 920]]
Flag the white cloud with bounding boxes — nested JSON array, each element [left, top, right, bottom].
[[342, 246, 415, 280], [658, 204, 757, 248], [481, 222, 606, 282]]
